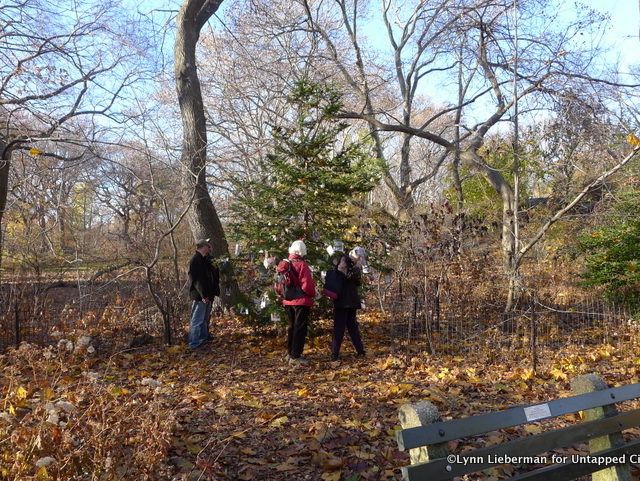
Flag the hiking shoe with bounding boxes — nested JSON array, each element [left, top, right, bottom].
[[289, 356, 309, 365]]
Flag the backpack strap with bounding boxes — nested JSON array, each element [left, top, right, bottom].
[[287, 258, 301, 283]]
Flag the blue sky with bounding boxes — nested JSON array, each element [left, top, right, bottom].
[[132, 0, 637, 123], [138, 0, 637, 74], [566, 0, 638, 75], [590, 0, 638, 45]]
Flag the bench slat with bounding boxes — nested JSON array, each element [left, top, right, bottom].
[[398, 383, 640, 450], [506, 438, 640, 481], [403, 408, 640, 481]]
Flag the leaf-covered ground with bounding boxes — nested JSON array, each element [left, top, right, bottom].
[[2, 313, 640, 480]]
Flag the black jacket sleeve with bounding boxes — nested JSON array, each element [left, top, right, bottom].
[[188, 253, 216, 300], [324, 269, 343, 297]]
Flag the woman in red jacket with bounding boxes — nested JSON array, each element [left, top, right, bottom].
[[282, 240, 316, 365]]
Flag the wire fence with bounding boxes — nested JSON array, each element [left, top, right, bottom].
[[0, 277, 191, 352], [2, 271, 637, 366], [379, 287, 638, 368]]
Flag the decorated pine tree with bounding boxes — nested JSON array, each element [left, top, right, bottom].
[[230, 79, 382, 264]]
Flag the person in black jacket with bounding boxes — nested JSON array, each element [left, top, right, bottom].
[[187, 239, 220, 349], [324, 253, 366, 360]]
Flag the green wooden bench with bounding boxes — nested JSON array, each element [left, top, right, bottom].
[[397, 374, 640, 481]]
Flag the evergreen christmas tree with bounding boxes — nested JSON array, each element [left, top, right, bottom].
[[231, 79, 382, 264]]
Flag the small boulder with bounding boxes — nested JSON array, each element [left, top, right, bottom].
[[74, 335, 92, 354], [46, 411, 59, 425], [55, 401, 75, 413], [141, 378, 162, 389], [35, 457, 56, 468]]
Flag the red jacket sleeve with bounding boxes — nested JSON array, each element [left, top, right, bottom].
[[298, 262, 316, 298]]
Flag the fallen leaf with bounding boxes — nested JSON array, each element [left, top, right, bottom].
[[321, 471, 342, 481], [270, 416, 288, 427], [16, 386, 28, 400]]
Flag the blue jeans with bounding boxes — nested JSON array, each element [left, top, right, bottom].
[[189, 300, 212, 349]]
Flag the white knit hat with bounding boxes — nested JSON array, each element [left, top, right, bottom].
[[288, 240, 307, 256]]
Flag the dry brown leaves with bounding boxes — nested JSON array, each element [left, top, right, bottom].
[[2, 314, 640, 480]]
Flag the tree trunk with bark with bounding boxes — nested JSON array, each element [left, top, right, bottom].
[[174, 0, 238, 305], [461, 149, 520, 313]]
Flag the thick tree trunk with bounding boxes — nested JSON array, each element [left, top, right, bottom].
[[396, 133, 416, 217], [502, 193, 520, 317], [174, 0, 238, 305]]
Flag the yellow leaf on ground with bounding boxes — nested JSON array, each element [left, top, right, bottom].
[[520, 369, 534, 381], [190, 392, 210, 403], [549, 368, 567, 381], [42, 387, 55, 401], [16, 386, 27, 400], [524, 424, 543, 434], [382, 468, 396, 479], [466, 368, 481, 383], [379, 358, 395, 370], [110, 386, 128, 397], [270, 416, 288, 427], [29, 147, 43, 156], [388, 383, 414, 395], [35, 466, 49, 480], [215, 406, 227, 416], [241, 398, 263, 408]]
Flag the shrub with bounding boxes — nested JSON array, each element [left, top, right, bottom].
[[578, 189, 640, 309]]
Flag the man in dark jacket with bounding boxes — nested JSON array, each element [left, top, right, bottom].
[[188, 238, 220, 349]]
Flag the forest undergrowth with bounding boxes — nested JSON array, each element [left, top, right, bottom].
[[2, 312, 640, 481]]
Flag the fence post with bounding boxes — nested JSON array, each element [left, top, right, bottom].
[[570, 374, 631, 481], [14, 299, 20, 348], [530, 297, 537, 375], [164, 298, 172, 346], [398, 401, 450, 472], [433, 279, 441, 333]]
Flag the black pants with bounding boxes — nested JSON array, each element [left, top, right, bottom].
[[286, 305, 310, 358], [332, 307, 364, 357]]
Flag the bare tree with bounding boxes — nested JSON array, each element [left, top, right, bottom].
[[296, 0, 639, 311], [197, 9, 304, 189], [6, 140, 93, 261], [0, 0, 148, 269], [174, 0, 242, 305]]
